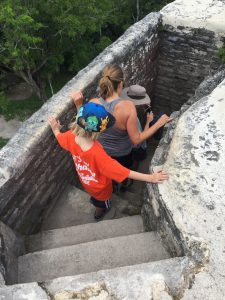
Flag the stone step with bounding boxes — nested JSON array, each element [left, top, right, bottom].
[[26, 215, 144, 253], [0, 257, 189, 299], [44, 257, 187, 300], [41, 185, 96, 230], [18, 232, 170, 283], [41, 185, 131, 231]]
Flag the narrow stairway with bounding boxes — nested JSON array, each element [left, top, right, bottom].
[[17, 139, 171, 284], [19, 215, 169, 283]]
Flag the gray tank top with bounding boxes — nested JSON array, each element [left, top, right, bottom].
[[97, 97, 133, 157]]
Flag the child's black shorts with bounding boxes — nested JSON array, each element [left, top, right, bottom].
[[90, 197, 111, 209]]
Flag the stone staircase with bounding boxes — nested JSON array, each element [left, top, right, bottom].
[[0, 142, 190, 299], [25, 215, 145, 252], [16, 141, 173, 285], [18, 186, 170, 284], [19, 216, 169, 283]]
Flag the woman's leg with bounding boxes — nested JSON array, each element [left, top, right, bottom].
[[111, 152, 133, 191], [111, 152, 133, 168]]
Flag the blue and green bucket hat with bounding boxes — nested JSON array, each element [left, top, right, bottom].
[[76, 102, 115, 133]]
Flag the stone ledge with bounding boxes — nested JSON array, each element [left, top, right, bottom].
[[161, 0, 225, 34], [0, 258, 190, 300], [0, 282, 48, 300], [43, 257, 189, 300], [148, 70, 225, 299]]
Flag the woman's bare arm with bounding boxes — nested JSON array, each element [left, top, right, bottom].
[[70, 91, 84, 110], [126, 102, 171, 145]]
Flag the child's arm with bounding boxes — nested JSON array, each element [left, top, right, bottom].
[[97, 145, 169, 184], [48, 117, 61, 137], [128, 169, 169, 183], [48, 117, 73, 152]]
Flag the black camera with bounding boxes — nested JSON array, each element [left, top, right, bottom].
[[144, 104, 151, 114]]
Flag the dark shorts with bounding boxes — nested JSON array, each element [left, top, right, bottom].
[[111, 151, 133, 168], [132, 147, 147, 161], [90, 197, 111, 209]]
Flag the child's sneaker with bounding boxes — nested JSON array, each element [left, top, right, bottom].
[[94, 207, 111, 222]]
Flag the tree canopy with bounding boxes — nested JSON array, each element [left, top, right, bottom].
[[0, 0, 172, 101]]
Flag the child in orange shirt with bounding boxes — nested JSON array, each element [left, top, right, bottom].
[[48, 91, 168, 221]]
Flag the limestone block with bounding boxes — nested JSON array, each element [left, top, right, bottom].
[[0, 283, 48, 300], [152, 75, 225, 298], [0, 221, 24, 285], [153, 0, 224, 114], [44, 257, 189, 300], [53, 283, 111, 300], [161, 0, 225, 34]]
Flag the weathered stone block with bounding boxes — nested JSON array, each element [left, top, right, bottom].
[[0, 222, 24, 285]]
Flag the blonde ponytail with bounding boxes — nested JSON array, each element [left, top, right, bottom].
[[99, 65, 124, 99]]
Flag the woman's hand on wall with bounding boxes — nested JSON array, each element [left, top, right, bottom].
[[155, 114, 172, 128], [70, 91, 84, 110]]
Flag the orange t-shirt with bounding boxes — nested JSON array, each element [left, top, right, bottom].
[[57, 131, 130, 201]]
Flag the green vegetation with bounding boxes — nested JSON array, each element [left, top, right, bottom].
[[218, 46, 225, 63], [0, 91, 10, 116], [0, 73, 72, 120], [0, 96, 42, 121], [0, 0, 173, 121], [0, 137, 9, 149]]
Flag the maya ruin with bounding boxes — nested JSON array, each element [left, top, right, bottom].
[[0, 0, 225, 299]]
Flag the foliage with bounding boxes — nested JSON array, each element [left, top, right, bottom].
[[0, 91, 10, 116], [0, 97, 42, 121], [106, 0, 173, 30], [0, 0, 173, 102], [218, 46, 225, 63], [0, 0, 114, 100], [0, 73, 71, 120], [142, 0, 173, 12], [0, 89, 41, 121], [0, 137, 9, 149]]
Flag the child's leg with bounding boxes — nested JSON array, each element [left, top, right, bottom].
[[90, 197, 111, 220]]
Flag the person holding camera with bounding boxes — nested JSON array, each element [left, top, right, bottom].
[[49, 93, 169, 221], [121, 84, 167, 170], [71, 65, 171, 170]]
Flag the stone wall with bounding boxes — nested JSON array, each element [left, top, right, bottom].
[[0, 13, 161, 235], [142, 67, 225, 258], [152, 0, 225, 114], [0, 222, 24, 285], [153, 26, 222, 114]]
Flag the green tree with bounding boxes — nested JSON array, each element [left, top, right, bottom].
[[0, 2, 45, 99], [218, 46, 225, 63], [0, 0, 173, 102], [0, 0, 114, 101]]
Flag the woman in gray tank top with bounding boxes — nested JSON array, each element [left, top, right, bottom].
[[97, 96, 133, 168], [89, 64, 171, 168]]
